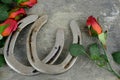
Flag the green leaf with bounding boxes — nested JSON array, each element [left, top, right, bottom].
[[98, 32, 107, 47], [1, 0, 13, 4], [89, 43, 101, 60], [0, 37, 6, 48], [0, 54, 5, 67], [100, 54, 108, 62], [0, 4, 10, 11], [14, 0, 28, 3], [0, 25, 8, 34], [0, 10, 9, 21], [112, 51, 120, 64], [96, 57, 107, 67], [69, 44, 86, 57]]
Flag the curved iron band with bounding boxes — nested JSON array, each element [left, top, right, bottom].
[[27, 19, 82, 74], [4, 15, 40, 75], [4, 14, 64, 75], [26, 15, 64, 71], [42, 29, 64, 64], [26, 15, 64, 65]]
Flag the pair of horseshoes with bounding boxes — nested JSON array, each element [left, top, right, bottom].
[[4, 15, 82, 75]]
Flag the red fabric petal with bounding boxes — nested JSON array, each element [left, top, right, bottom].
[[1, 19, 17, 36], [20, 0, 37, 7], [86, 16, 102, 34], [9, 8, 26, 19]]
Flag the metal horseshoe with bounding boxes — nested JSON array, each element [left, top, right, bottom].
[[26, 17, 82, 74]]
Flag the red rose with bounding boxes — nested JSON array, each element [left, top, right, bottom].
[[9, 8, 26, 20], [0, 19, 18, 37], [86, 16, 102, 36], [20, 0, 37, 7]]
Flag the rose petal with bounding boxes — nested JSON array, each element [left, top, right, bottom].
[[9, 8, 26, 20], [1, 19, 17, 36], [20, 0, 37, 7], [86, 16, 102, 35]]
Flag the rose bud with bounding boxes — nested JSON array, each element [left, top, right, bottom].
[[18, 0, 37, 7], [86, 16, 102, 36], [9, 8, 26, 20], [86, 16, 107, 48], [0, 19, 17, 37]]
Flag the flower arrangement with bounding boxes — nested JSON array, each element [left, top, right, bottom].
[[0, 1, 120, 78], [0, 0, 37, 40], [0, 0, 37, 66], [69, 16, 120, 78]]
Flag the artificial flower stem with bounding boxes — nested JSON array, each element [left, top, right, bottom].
[[84, 51, 91, 59], [84, 50, 112, 72], [99, 41, 120, 78], [85, 38, 120, 78]]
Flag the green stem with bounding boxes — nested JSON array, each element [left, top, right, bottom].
[[83, 40, 120, 78], [99, 40, 120, 78], [84, 52, 91, 59], [84, 51, 111, 71], [103, 67, 112, 72], [85, 51, 113, 73]]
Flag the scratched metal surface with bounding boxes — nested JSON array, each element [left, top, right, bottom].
[[0, 0, 120, 80]]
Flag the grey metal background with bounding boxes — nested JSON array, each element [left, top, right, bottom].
[[0, 0, 120, 80]]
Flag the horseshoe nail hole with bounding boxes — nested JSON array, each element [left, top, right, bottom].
[[55, 47, 58, 49], [77, 36, 80, 44], [32, 69, 38, 73], [64, 57, 75, 69], [46, 46, 61, 64]]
